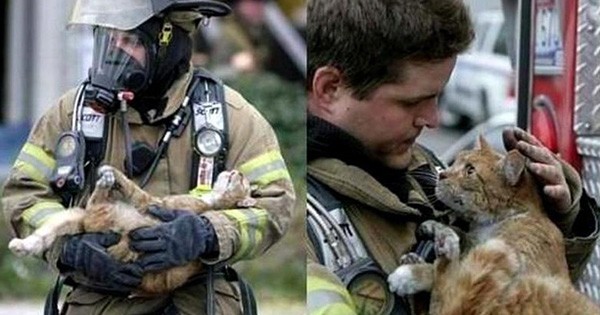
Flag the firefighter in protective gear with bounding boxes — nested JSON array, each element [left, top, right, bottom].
[[305, 0, 600, 314], [2, 0, 295, 314]]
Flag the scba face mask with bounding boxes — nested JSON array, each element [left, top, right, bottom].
[[87, 27, 155, 112]]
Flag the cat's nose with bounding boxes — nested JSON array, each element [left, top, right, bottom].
[[438, 171, 447, 180]]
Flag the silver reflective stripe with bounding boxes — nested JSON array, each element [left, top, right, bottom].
[[308, 289, 348, 314], [240, 211, 258, 258], [244, 158, 287, 182], [223, 208, 269, 261], [18, 151, 53, 181], [29, 206, 64, 227]]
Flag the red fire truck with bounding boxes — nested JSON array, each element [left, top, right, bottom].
[[513, 0, 600, 302]]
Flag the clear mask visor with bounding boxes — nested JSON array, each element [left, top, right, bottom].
[[90, 27, 150, 93]]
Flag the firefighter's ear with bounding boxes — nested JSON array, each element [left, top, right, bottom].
[[309, 66, 344, 114]]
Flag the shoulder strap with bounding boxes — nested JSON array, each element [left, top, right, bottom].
[[307, 175, 371, 274], [73, 83, 109, 167], [43, 276, 65, 315], [64, 83, 109, 205], [189, 69, 229, 192]]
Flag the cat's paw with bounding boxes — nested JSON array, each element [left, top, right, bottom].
[[8, 235, 44, 257], [434, 228, 460, 260], [213, 170, 250, 196], [416, 220, 439, 238], [417, 220, 447, 238], [399, 252, 425, 265], [108, 243, 138, 263], [388, 265, 424, 296], [417, 220, 460, 260], [210, 170, 253, 207], [96, 165, 116, 189], [236, 197, 257, 208]]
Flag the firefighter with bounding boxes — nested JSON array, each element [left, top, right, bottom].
[[305, 0, 600, 314], [2, 0, 295, 314]]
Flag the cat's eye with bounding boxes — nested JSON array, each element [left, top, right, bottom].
[[465, 164, 476, 176]]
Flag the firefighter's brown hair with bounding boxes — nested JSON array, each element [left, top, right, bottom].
[[307, 0, 475, 99]]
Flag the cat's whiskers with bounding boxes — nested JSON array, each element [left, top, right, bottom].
[[409, 169, 439, 180], [424, 193, 439, 201]]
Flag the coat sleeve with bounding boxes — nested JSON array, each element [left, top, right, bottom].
[[562, 190, 600, 280], [198, 86, 296, 264], [544, 159, 600, 280], [307, 258, 357, 315], [2, 90, 75, 247], [306, 226, 357, 315]]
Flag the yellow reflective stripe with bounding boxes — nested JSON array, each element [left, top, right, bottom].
[[15, 143, 56, 183], [309, 296, 356, 315], [21, 201, 65, 229], [222, 208, 269, 261], [239, 150, 291, 186], [189, 184, 212, 197], [308, 276, 356, 315]]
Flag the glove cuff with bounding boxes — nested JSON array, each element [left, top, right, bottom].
[[44, 236, 72, 273], [199, 215, 220, 259]]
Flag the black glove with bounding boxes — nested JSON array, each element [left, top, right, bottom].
[[129, 206, 218, 272], [58, 232, 143, 293]]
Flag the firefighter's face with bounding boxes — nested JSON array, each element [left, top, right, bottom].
[[310, 57, 456, 169], [109, 30, 147, 67], [89, 27, 152, 94]]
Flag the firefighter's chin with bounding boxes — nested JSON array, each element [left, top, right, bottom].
[[378, 145, 414, 170]]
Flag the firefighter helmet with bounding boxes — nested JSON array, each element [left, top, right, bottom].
[[68, 0, 231, 31]]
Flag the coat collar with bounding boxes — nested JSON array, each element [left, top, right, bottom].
[[125, 64, 194, 125], [308, 142, 451, 219], [309, 157, 423, 217]]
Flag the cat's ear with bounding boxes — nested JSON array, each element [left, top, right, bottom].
[[502, 150, 526, 186], [475, 135, 493, 152]]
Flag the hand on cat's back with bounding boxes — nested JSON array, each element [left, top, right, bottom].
[[502, 127, 572, 214]]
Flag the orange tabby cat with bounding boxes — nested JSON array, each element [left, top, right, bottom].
[[388, 136, 600, 315], [8, 165, 255, 294]]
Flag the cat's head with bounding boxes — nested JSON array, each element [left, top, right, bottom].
[[436, 135, 540, 224]]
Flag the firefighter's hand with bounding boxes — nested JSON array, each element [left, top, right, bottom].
[[503, 127, 571, 214], [129, 206, 218, 272], [58, 232, 143, 293]]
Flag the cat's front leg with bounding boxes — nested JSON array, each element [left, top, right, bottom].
[[8, 235, 45, 257], [418, 220, 460, 261], [388, 253, 433, 296], [96, 165, 159, 211], [8, 208, 86, 257], [203, 170, 256, 209], [87, 165, 117, 205]]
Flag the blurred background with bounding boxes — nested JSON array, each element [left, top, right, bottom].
[[420, 0, 515, 160], [0, 0, 306, 314]]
